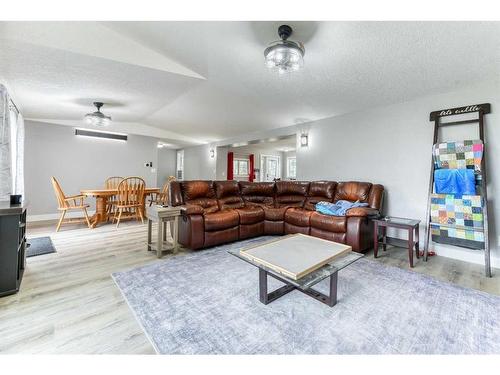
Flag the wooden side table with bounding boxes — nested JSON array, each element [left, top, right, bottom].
[[146, 205, 182, 258], [373, 217, 421, 268]]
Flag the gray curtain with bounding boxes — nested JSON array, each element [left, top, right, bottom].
[[0, 84, 12, 201], [0, 83, 24, 200]]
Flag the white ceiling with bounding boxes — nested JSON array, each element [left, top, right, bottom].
[[1, 21, 499, 148]]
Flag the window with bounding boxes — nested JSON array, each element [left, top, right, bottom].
[[287, 156, 296, 179], [233, 158, 249, 177]]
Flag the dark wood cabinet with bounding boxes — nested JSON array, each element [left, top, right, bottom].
[[0, 201, 27, 297]]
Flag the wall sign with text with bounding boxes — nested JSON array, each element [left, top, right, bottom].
[[430, 103, 491, 121]]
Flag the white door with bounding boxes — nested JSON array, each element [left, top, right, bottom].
[[261, 155, 280, 182]]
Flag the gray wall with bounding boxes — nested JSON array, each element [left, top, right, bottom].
[[183, 143, 217, 180], [25, 121, 175, 216], [157, 147, 177, 186]]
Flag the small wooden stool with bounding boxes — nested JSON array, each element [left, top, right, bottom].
[[373, 217, 421, 268], [146, 206, 182, 258]]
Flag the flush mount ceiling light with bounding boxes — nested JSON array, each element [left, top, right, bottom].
[[84, 102, 112, 127], [264, 25, 305, 74]]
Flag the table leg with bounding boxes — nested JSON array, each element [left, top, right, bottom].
[[157, 219, 163, 259], [382, 226, 387, 251], [163, 221, 167, 242], [373, 222, 379, 258], [147, 219, 152, 251], [415, 224, 420, 259], [90, 196, 109, 228], [258, 269, 295, 305], [408, 228, 414, 268], [259, 268, 268, 304], [173, 216, 179, 254]]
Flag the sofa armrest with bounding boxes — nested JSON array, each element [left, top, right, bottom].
[[181, 204, 205, 216], [346, 207, 380, 218]]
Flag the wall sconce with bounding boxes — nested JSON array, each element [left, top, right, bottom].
[[210, 148, 215, 158], [300, 133, 308, 147]]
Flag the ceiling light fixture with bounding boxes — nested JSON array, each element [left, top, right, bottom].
[[264, 25, 305, 74], [84, 102, 112, 127]]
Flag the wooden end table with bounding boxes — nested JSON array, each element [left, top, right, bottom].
[[146, 205, 182, 258], [373, 217, 421, 268]]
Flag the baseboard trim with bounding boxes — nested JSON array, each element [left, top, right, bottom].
[[28, 210, 96, 223], [385, 236, 500, 269]]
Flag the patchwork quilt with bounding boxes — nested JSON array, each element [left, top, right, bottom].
[[430, 194, 484, 249], [433, 140, 483, 172]]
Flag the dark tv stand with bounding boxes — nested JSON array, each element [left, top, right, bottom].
[[0, 201, 27, 297]]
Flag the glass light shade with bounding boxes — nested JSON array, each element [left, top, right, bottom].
[[84, 111, 112, 127], [300, 134, 308, 147], [264, 40, 304, 74]]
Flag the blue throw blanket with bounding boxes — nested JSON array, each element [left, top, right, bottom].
[[434, 169, 475, 197], [316, 200, 368, 216]]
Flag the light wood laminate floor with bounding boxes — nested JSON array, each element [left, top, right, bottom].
[[0, 221, 498, 354]]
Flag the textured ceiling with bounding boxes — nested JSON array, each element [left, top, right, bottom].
[[1, 21, 499, 147]]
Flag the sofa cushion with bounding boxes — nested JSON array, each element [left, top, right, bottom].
[[264, 207, 288, 221], [239, 181, 275, 207], [204, 210, 239, 231], [334, 181, 372, 203], [275, 181, 309, 208], [185, 198, 219, 214], [304, 181, 337, 210], [182, 180, 215, 200], [235, 206, 265, 225], [181, 180, 219, 213], [215, 181, 244, 210], [310, 212, 347, 233], [285, 207, 313, 227]]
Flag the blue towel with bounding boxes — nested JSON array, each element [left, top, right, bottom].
[[315, 200, 368, 216], [434, 169, 475, 197]]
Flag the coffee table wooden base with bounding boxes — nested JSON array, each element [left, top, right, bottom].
[[258, 268, 338, 307]]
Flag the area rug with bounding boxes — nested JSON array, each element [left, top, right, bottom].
[[26, 236, 57, 257], [112, 236, 500, 354]]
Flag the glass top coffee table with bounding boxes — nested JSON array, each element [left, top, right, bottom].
[[228, 234, 363, 307]]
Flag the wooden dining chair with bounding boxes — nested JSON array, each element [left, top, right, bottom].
[[148, 175, 176, 206], [51, 177, 92, 232], [104, 176, 123, 219], [113, 176, 146, 228]]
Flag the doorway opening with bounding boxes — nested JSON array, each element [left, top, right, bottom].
[[220, 135, 296, 182]]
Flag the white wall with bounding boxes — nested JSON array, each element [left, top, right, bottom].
[[296, 80, 500, 267], [25, 121, 175, 217]]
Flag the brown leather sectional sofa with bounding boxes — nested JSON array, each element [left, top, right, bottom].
[[169, 180, 384, 252]]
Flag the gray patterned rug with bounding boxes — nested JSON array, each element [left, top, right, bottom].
[[112, 236, 500, 354], [26, 236, 56, 257]]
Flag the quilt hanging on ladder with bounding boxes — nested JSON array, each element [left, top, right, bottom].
[[429, 140, 484, 250]]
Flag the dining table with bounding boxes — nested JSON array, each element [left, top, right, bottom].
[[80, 187, 160, 228]]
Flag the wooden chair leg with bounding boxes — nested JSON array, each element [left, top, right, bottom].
[[116, 208, 123, 228], [138, 206, 145, 224], [134, 207, 141, 222], [56, 210, 66, 232], [82, 207, 92, 229]]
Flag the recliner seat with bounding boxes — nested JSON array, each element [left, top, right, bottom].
[[169, 179, 384, 252]]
